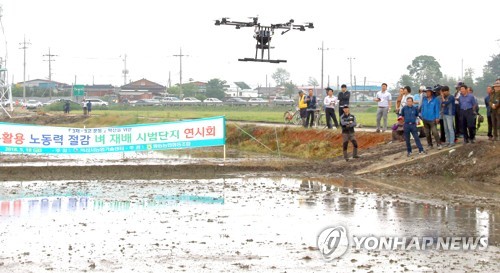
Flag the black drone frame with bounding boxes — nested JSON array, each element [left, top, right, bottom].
[[215, 17, 314, 63]]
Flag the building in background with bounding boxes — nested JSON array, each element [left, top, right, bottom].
[[119, 78, 165, 102], [224, 82, 258, 98]]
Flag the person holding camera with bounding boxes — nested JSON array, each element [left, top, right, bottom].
[[324, 87, 339, 129], [340, 105, 359, 161]]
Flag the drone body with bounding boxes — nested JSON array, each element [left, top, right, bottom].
[[215, 17, 314, 63]]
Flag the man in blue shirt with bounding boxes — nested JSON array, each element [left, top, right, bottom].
[[458, 84, 478, 143], [440, 86, 456, 146], [420, 87, 442, 149], [399, 97, 425, 156]]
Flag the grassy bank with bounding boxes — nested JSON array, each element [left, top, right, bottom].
[[81, 106, 489, 134]]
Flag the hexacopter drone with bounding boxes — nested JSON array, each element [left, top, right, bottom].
[[214, 17, 314, 63]]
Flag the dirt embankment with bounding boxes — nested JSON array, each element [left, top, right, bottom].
[[0, 112, 88, 125]]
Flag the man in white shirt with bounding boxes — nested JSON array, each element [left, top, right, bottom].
[[399, 86, 413, 114], [374, 83, 392, 132], [324, 87, 339, 129]]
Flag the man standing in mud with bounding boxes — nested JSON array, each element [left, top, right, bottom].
[[338, 84, 350, 118], [340, 105, 359, 161], [374, 83, 391, 133], [400, 97, 425, 157], [86, 100, 92, 117]]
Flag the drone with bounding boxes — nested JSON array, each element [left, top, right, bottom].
[[215, 17, 314, 63]]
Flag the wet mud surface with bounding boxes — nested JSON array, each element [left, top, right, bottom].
[[0, 178, 498, 272]]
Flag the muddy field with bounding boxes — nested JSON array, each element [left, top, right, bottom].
[[1, 114, 499, 272]]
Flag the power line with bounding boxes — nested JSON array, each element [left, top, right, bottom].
[[43, 47, 57, 81], [19, 36, 31, 102], [347, 57, 356, 88], [318, 41, 329, 90], [43, 48, 57, 99], [121, 54, 128, 85]]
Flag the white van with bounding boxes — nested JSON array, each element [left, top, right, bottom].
[[85, 99, 109, 107]]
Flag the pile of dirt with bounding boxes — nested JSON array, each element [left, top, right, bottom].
[[380, 142, 499, 183], [226, 124, 390, 159]]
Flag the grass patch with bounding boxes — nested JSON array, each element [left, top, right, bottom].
[[45, 103, 490, 134]]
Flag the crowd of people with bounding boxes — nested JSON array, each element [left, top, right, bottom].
[[296, 78, 500, 159]]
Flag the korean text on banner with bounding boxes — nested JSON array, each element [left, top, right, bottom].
[[0, 116, 226, 154]]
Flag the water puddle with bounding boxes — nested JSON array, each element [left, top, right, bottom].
[[0, 178, 498, 272]]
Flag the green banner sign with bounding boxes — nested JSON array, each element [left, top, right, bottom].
[[73, 85, 85, 96]]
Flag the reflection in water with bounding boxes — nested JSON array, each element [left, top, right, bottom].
[[245, 177, 499, 246], [0, 194, 224, 217], [0, 177, 497, 247]]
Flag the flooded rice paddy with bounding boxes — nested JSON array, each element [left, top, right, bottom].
[[0, 177, 498, 272]]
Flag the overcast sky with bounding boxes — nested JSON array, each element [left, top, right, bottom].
[[1, 0, 499, 89]]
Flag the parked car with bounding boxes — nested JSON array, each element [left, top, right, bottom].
[[25, 100, 43, 109], [181, 97, 202, 105], [247, 97, 268, 106], [203, 98, 223, 106], [273, 96, 295, 106], [1, 99, 13, 107], [131, 99, 161, 107], [225, 97, 248, 106], [43, 98, 64, 106], [85, 98, 109, 107], [161, 97, 182, 106]]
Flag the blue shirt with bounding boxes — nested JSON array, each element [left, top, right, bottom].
[[306, 95, 317, 110], [400, 105, 419, 124], [441, 95, 456, 116], [458, 93, 476, 110], [485, 95, 491, 116], [413, 93, 421, 105], [420, 96, 440, 121]]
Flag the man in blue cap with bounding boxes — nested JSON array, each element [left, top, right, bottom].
[[420, 86, 442, 149]]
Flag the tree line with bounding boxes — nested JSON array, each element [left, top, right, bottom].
[[399, 54, 499, 97]]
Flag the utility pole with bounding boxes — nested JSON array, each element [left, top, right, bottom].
[[461, 58, 463, 80], [121, 54, 129, 85], [173, 48, 188, 98], [318, 41, 329, 90], [19, 36, 31, 102], [168, 71, 171, 88], [43, 48, 57, 99], [348, 57, 355, 89], [265, 74, 268, 97]]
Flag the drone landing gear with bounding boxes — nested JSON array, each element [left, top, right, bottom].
[[237, 27, 287, 63], [238, 58, 286, 63]]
